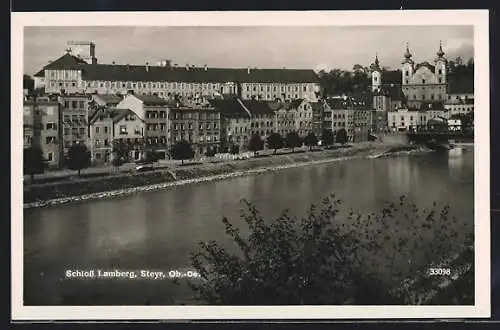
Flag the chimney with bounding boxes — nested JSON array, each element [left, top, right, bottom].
[[127, 64, 131, 71], [204, 64, 208, 71], [112, 61, 116, 65], [146, 62, 150, 72], [186, 64, 190, 71], [166, 60, 172, 68], [247, 67, 251, 74]]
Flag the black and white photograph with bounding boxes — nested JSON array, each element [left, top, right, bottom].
[[12, 11, 490, 320]]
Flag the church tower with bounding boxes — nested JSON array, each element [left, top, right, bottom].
[[371, 53, 382, 93], [401, 43, 414, 86], [434, 41, 447, 84]]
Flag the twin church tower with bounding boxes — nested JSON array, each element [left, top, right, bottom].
[[371, 42, 448, 109]]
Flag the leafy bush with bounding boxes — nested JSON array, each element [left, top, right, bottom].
[[188, 195, 473, 305]]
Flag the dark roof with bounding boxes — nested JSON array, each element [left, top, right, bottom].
[[241, 100, 276, 115], [94, 94, 123, 105], [309, 102, 323, 112], [129, 94, 171, 106], [415, 62, 436, 73], [381, 70, 402, 85], [325, 97, 369, 110], [111, 108, 139, 123], [34, 57, 319, 83], [35, 53, 89, 76], [209, 99, 249, 118], [89, 107, 142, 124], [289, 98, 305, 109], [448, 73, 474, 94]]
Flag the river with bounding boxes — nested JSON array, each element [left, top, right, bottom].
[[23, 148, 474, 305]]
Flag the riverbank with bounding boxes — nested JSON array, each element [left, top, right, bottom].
[[23, 143, 430, 209]]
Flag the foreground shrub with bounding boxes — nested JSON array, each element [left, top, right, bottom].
[[188, 194, 473, 305]]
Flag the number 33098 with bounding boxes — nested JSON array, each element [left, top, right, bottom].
[[428, 268, 451, 276]]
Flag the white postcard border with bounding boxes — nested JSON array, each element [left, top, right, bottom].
[[11, 10, 490, 320]]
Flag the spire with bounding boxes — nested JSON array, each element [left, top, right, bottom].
[[371, 52, 381, 71], [436, 40, 445, 58], [402, 42, 414, 65], [404, 42, 412, 59]]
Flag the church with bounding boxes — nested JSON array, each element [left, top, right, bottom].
[[371, 42, 448, 111]]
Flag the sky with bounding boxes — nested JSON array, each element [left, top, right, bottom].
[[24, 26, 474, 76]]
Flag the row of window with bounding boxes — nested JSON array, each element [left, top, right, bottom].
[[172, 112, 219, 120], [246, 85, 309, 93], [64, 100, 86, 110], [173, 123, 218, 130], [63, 127, 86, 135]]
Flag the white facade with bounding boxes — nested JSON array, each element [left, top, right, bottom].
[[388, 109, 428, 131]]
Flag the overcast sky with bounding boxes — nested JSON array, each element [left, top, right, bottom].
[[24, 26, 474, 76]]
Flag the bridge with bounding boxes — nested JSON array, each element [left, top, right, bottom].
[[373, 132, 473, 145]]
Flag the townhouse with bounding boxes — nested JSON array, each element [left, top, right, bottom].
[[89, 107, 145, 163], [23, 96, 64, 167], [58, 93, 89, 153], [169, 102, 221, 156], [117, 93, 172, 157]]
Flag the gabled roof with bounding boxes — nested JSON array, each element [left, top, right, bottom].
[[111, 108, 141, 123], [209, 99, 249, 118], [89, 107, 143, 124], [447, 73, 474, 94], [93, 94, 123, 105], [309, 102, 323, 112], [33, 57, 320, 83], [126, 94, 171, 106], [240, 100, 276, 115], [35, 53, 89, 76], [289, 98, 305, 109]]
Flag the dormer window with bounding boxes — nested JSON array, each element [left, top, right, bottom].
[[422, 79, 426, 84]]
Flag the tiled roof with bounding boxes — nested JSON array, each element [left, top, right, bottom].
[[309, 102, 323, 112], [241, 100, 276, 115], [35, 53, 89, 76], [93, 94, 123, 105], [289, 98, 305, 109], [325, 97, 369, 110], [209, 99, 249, 118], [89, 107, 142, 124], [111, 108, 139, 123], [448, 73, 474, 94], [129, 94, 171, 106], [34, 56, 319, 83]]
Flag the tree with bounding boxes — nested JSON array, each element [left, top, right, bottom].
[[336, 128, 348, 145], [285, 131, 303, 152], [23, 74, 34, 93], [112, 140, 131, 163], [322, 129, 335, 148], [170, 140, 195, 165], [143, 149, 159, 165], [230, 145, 240, 155], [248, 134, 264, 156], [187, 195, 471, 305], [66, 143, 91, 176], [111, 153, 124, 172], [23, 145, 45, 183], [303, 132, 318, 151], [266, 132, 283, 154], [205, 146, 217, 157]]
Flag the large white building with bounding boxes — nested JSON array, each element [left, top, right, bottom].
[[33, 42, 321, 102]]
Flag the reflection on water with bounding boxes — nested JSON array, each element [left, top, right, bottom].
[[24, 149, 475, 305]]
